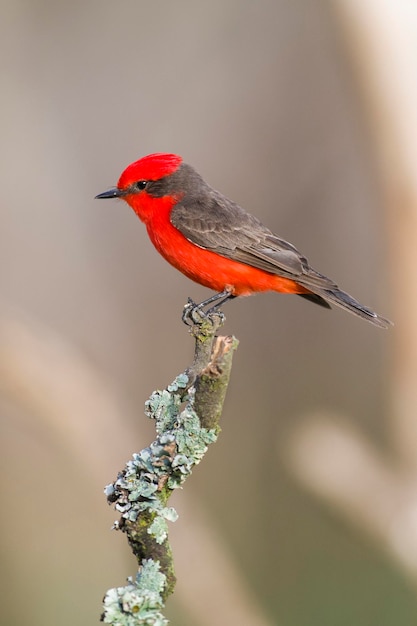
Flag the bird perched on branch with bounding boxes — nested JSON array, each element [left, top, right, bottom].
[[96, 153, 391, 328]]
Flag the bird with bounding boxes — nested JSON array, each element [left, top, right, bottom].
[[95, 153, 392, 328]]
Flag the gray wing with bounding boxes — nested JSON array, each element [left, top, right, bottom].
[[170, 188, 391, 328], [170, 189, 336, 290]]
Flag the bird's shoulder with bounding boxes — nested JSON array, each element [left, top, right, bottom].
[[171, 187, 269, 245]]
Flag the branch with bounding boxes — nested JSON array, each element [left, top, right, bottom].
[[102, 309, 238, 625]]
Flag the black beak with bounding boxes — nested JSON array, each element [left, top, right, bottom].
[[95, 187, 123, 200]]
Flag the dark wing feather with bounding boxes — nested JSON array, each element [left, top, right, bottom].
[[170, 186, 392, 328], [170, 188, 335, 289]]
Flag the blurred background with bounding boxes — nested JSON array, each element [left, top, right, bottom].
[[2, 1, 417, 624]]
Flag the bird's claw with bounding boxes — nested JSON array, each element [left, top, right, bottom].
[[182, 298, 225, 327], [182, 299, 207, 326]]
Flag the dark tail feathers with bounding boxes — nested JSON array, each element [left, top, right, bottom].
[[299, 289, 392, 329]]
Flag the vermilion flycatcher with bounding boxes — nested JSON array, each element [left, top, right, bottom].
[[96, 153, 391, 328]]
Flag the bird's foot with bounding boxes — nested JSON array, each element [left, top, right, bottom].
[[182, 298, 205, 326], [182, 298, 225, 327]]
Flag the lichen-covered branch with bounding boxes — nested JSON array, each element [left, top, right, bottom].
[[102, 308, 238, 625]]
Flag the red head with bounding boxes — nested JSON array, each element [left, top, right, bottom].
[[95, 153, 185, 223], [117, 153, 183, 189], [95, 153, 207, 224]]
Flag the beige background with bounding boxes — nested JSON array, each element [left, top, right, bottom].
[[1, 2, 411, 625]]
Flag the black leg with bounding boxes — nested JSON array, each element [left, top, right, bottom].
[[195, 289, 235, 310], [206, 292, 236, 313]]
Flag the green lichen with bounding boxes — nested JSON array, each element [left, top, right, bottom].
[[102, 560, 168, 626], [103, 327, 237, 625], [148, 507, 178, 544], [103, 371, 219, 622], [166, 373, 188, 392], [107, 373, 218, 528]]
